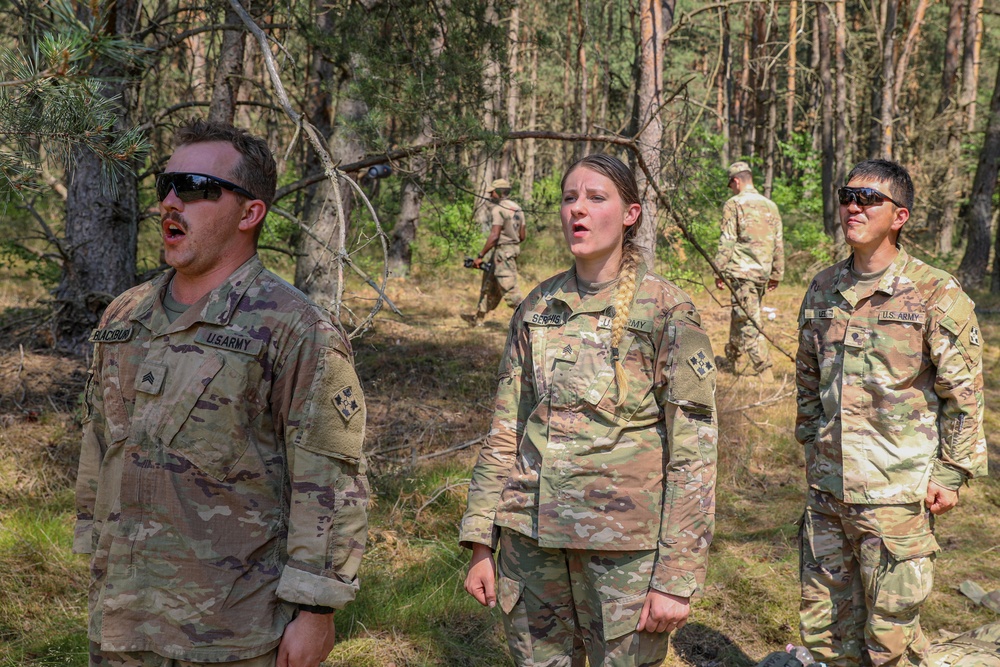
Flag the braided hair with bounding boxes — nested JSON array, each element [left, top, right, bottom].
[[561, 154, 644, 406]]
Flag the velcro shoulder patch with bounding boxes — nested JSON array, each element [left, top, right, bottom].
[[667, 320, 716, 412], [195, 328, 263, 355], [89, 325, 134, 343], [939, 293, 975, 337], [297, 346, 366, 464]]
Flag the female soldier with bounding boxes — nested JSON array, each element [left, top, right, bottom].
[[459, 154, 718, 666]]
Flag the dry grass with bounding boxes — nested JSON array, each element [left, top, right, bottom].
[[3, 251, 1000, 666]]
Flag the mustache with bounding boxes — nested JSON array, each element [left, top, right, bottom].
[[162, 212, 188, 230]]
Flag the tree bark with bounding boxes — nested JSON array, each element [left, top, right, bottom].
[[500, 1, 519, 177], [632, 0, 669, 264], [878, 0, 898, 158], [208, 0, 248, 124], [575, 0, 589, 157], [720, 6, 731, 165], [523, 37, 539, 203], [475, 0, 502, 232], [892, 0, 929, 105], [834, 0, 848, 193], [817, 2, 837, 239], [57, 0, 140, 352], [937, 0, 965, 116], [964, 2, 983, 131], [963, 60, 1000, 291], [785, 0, 798, 141]]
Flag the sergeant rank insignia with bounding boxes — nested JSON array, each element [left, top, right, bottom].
[[332, 386, 361, 421], [687, 349, 715, 379], [970, 326, 981, 346]]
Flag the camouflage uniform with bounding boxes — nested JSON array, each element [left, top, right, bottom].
[[75, 255, 369, 663], [795, 248, 986, 667], [714, 184, 784, 373], [461, 265, 718, 666], [923, 621, 1000, 666], [477, 198, 525, 317]]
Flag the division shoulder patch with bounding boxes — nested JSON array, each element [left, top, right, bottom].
[[687, 349, 715, 379], [332, 385, 362, 422], [970, 326, 981, 346]]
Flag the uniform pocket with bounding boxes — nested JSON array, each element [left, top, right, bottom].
[[498, 574, 523, 615], [602, 590, 646, 641], [871, 531, 939, 616]]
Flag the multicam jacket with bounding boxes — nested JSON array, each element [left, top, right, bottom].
[[714, 185, 784, 283], [494, 198, 525, 248], [75, 256, 369, 661], [795, 248, 987, 505], [460, 265, 718, 598]]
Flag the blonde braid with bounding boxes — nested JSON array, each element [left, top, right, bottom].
[[610, 242, 641, 407]]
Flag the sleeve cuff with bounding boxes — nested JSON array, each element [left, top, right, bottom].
[[277, 561, 359, 609], [458, 517, 500, 551], [649, 561, 699, 599], [930, 460, 968, 491], [73, 520, 93, 554]]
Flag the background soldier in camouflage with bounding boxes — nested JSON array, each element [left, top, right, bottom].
[[463, 178, 526, 326], [795, 159, 986, 667], [714, 160, 784, 382], [461, 154, 718, 666], [75, 121, 369, 667]]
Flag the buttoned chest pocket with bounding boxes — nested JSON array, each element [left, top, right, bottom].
[[148, 349, 267, 480], [804, 311, 844, 387], [581, 331, 656, 422], [94, 337, 146, 444], [867, 315, 926, 384]]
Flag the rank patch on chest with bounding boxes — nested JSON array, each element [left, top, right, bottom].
[[135, 361, 167, 395], [687, 349, 715, 379], [332, 386, 361, 422], [970, 326, 981, 346]]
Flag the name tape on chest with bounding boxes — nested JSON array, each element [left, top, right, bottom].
[[528, 312, 566, 326], [878, 311, 926, 324], [803, 308, 834, 320], [89, 326, 134, 343], [194, 328, 263, 355]]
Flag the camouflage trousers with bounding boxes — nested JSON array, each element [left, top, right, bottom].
[[724, 278, 770, 373], [800, 489, 938, 667], [923, 622, 1000, 666], [496, 528, 671, 667], [89, 642, 276, 667], [477, 245, 523, 316]]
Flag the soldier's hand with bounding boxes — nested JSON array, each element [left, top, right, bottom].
[[473, 257, 483, 269], [465, 544, 497, 607], [925, 480, 959, 515], [636, 589, 689, 634], [715, 277, 725, 290], [767, 279, 779, 292], [277, 610, 336, 667]]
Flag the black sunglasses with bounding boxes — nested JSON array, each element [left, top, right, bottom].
[[837, 186, 905, 209], [156, 172, 258, 203]]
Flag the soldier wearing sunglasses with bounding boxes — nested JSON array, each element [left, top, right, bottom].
[[794, 159, 986, 667], [75, 121, 369, 667]]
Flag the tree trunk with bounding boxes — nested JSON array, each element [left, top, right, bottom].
[[964, 1, 983, 131], [752, 2, 769, 164], [499, 1, 519, 177], [57, 0, 140, 352], [720, 6, 731, 165], [817, 2, 837, 239], [740, 9, 755, 158], [475, 0, 502, 232], [892, 0, 929, 105], [785, 0, 798, 141], [964, 59, 1000, 290], [632, 0, 668, 264], [937, 0, 965, 116], [834, 0, 848, 193], [208, 0, 248, 124], [877, 0, 898, 158], [523, 38, 539, 203]]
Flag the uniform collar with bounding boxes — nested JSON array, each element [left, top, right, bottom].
[[834, 246, 910, 304], [529, 263, 648, 318], [130, 255, 266, 333]]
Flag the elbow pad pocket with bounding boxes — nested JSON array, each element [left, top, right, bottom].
[[667, 319, 717, 413]]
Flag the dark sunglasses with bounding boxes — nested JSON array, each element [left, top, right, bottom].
[[837, 186, 905, 209], [155, 172, 258, 203]]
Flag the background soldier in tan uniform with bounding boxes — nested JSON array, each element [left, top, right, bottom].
[[795, 159, 986, 667], [461, 155, 717, 666], [463, 178, 525, 326], [714, 160, 784, 381], [76, 121, 369, 667]]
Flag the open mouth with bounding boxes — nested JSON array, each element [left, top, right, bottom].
[[163, 219, 187, 239], [572, 222, 588, 234]]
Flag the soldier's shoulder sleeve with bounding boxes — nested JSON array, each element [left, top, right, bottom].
[[663, 302, 716, 414]]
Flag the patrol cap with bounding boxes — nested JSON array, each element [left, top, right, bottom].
[[727, 161, 752, 179], [490, 178, 511, 192]]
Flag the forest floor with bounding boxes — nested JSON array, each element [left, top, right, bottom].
[[3, 255, 1000, 667]]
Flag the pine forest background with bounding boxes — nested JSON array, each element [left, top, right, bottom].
[[3, 0, 1000, 665]]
